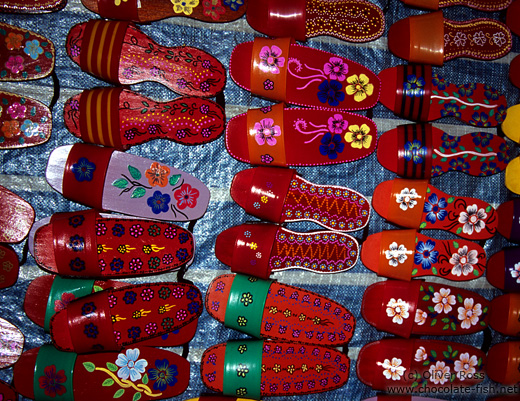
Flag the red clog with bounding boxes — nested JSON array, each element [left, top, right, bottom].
[[0, 381, 17, 401], [64, 88, 225, 149], [0, 22, 54, 81], [66, 20, 225, 97], [215, 223, 359, 279], [388, 11, 512, 66], [13, 345, 189, 400], [507, 0, 520, 36], [372, 178, 497, 240], [378, 64, 507, 126], [0, 244, 18, 289], [80, 0, 246, 23], [230, 167, 370, 232], [46, 144, 210, 222], [49, 281, 202, 353], [0, 317, 23, 368], [205, 274, 355, 346], [377, 123, 510, 179], [226, 103, 377, 167], [400, 0, 511, 11], [24, 275, 198, 347], [28, 209, 194, 278], [487, 247, 520, 292], [362, 280, 489, 337], [357, 339, 486, 391], [496, 199, 520, 242], [487, 341, 520, 385], [509, 55, 520, 89], [489, 293, 520, 336], [229, 37, 380, 111], [201, 339, 350, 398], [362, 230, 487, 281], [246, 0, 384, 42], [0, 184, 35, 243]]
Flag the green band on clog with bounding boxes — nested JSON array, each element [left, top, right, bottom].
[[224, 275, 271, 337], [45, 277, 95, 332], [223, 340, 263, 399], [34, 344, 76, 401]]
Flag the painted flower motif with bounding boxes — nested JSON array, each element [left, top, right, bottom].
[[429, 361, 450, 385], [480, 162, 498, 176], [328, 114, 348, 134], [147, 191, 171, 214], [318, 80, 345, 107], [38, 365, 67, 397], [148, 359, 179, 391], [345, 74, 373, 102], [454, 353, 478, 380], [441, 133, 460, 149], [258, 45, 285, 74], [386, 298, 409, 324], [24, 39, 44, 60], [395, 187, 419, 211], [403, 139, 427, 163], [379, 358, 406, 381], [20, 119, 40, 137], [414, 346, 427, 362], [449, 157, 470, 172], [432, 74, 447, 90], [324, 57, 348, 81], [116, 348, 148, 382], [1, 120, 20, 138], [319, 132, 344, 160], [5, 32, 23, 50], [453, 31, 467, 47], [171, 0, 199, 15], [254, 117, 281, 146], [415, 309, 427, 326], [385, 242, 409, 266], [202, 0, 225, 19], [145, 162, 171, 187], [472, 31, 487, 46], [404, 74, 425, 97], [493, 31, 507, 46], [432, 288, 456, 314], [54, 292, 76, 312], [174, 183, 199, 209], [510, 262, 520, 283], [457, 298, 482, 329], [414, 240, 438, 270], [458, 83, 476, 97], [458, 205, 487, 235], [72, 157, 96, 182], [484, 84, 500, 101], [470, 112, 491, 127], [441, 103, 461, 118], [344, 124, 372, 149], [7, 102, 25, 120], [424, 193, 447, 224], [223, 0, 244, 10]]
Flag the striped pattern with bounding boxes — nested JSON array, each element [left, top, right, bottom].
[[397, 123, 433, 179], [396, 64, 432, 122]]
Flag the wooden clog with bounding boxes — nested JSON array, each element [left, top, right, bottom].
[[46, 144, 210, 222], [489, 293, 520, 336], [496, 198, 520, 242], [486, 341, 520, 384], [0, 317, 23, 368], [230, 37, 380, 111], [509, 55, 520, 88], [501, 104, 520, 143], [0, 184, 35, 243], [225, 103, 377, 167], [66, 20, 226, 97], [507, 0, 520, 36], [0, 380, 17, 401], [487, 247, 520, 292], [505, 157, 520, 194]]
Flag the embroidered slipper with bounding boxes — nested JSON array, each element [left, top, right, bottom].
[[64, 88, 225, 149], [0, 317, 24, 368], [0, 184, 35, 243], [0, 0, 66, 13], [80, 0, 246, 23], [0, 22, 54, 80], [215, 223, 359, 279], [487, 341, 520, 384], [361, 229, 487, 281], [378, 64, 507, 126], [46, 144, 210, 222], [201, 339, 350, 398], [487, 247, 520, 292], [0, 91, 52, 149], [230, 167, 370, 232], [400, 0, 511, 11], [12, 345, 189, 400], [0, 381, 17, 401], [507, 0, 520, 36], [225, 103, 377, 167], [24, 275, 199, 347], [362, 280, 489, 338], [0, 244, 19, 289], [388, 11, 512, 65], [229, 37, 380, 111], [246, 0, 384, 42], [66, 20, 226, 97], [27, 209, 194, 277], [205, 274, 356, 346], [497, 199, 520, 242], [377, 123, 510, 179], [505, 156, 520, 194], [48, 281, 202, 353], [357, 339, 485, 390], [372, 178, 498, 240]]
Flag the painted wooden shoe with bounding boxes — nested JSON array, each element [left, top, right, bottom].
[[372, 178, 497, 240], [46, 144, 210, 222], [0, 381, 17, 401], [488, 293, 520, 336], [400, 0, 511, 11], [487, 341, 520, 384], [505, 156, 520, 194], [215, 223, 359, 279], [0, 184, 35, 243], [205, 274, 355, 346], [487, 247, 520, 292], [507, 0, 520, 36], [361, 229, 487, 281], [377, 123, 510, 178], [502, 104, 520, 143], [0, 317, 23, 368], [66, 20, 226, 97], [497, 198, 520, 242]]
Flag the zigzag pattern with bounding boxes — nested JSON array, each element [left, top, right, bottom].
[[274, 240, 350, 262]]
